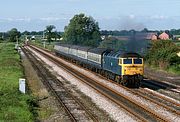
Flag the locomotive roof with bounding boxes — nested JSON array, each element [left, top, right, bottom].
[[55, 43, 92, 51], [69, 45, 80, 49], [88, 48, 110, 54], [105, 50, 124, 57], [55, 43, 70, 47], [121, 52, 142, 58], [54, 43, 142, 58], [77, 46, 92, 51], [105, 50, 142, 58]]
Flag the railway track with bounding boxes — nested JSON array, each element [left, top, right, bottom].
[[86, 69, 180, 113], [141, 79, 180, 94], [30, 44, 180, 95], [144, 68, 180, 87], [105, 79, 180, 121], [22, 47, 98, 122], [28, 45, 180, 122], [94, 71, 180, 120], [137, 88, 180, 111]]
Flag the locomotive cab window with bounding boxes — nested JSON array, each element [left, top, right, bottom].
[[134, 58, 142, 64], [119, 59, 122, 64], [123, 59, 132, 64]]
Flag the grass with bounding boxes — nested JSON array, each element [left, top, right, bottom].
[[145, 63, 180, 75], [22, 58, 55, 120], [175, 42, 180, 47], [38, 106, 54, 120], [0, 43, 35, 121], [166, 65, 180, 75]]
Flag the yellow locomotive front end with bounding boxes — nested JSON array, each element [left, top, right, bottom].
[[119, 57, 144, 87]]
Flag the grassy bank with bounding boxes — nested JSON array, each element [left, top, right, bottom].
[[0, 43, 35, 121], [167, 65, 180, 75], [145, 63, 180, 75]]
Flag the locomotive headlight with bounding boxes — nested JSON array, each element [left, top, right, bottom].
[[139, 68, 143, 71], [124, 67, 130, 70], [124, 67, 127, 72]]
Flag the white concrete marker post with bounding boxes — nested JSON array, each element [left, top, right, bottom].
[[19, 78, 26, 93]]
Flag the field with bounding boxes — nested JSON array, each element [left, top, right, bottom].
[[0, 43, 34, 121]]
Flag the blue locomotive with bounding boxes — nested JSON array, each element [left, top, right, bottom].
[[54, 43, 144, 87]]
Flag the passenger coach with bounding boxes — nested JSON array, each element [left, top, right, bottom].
[[54, 43, 144, 87]]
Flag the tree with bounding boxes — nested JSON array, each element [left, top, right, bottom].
[[141, 28, 149, 32], [145, 40, 180, 69], [7, 28, 21, 42], [50, 31, 61, 41], [45, 25, 56, 43], [0, 32, 3, 42], [63, 13, 102, 47], [22, 31, 30, 35]]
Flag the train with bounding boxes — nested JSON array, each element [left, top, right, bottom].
[[54, 43, 144, 87]]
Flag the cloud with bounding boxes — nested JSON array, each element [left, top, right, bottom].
[[129, 14, 135, 19], [0, 18, 13, 22], [16, 18, 31, 22], [150, 15, 168, 20], [0, 17, 68, 23], [40, 17, 60, 21], [67, 0, 85, 2], [0, 18, 31, 22], [39, 17, 68, 22]]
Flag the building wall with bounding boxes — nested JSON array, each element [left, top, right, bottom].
[[159, 32, 169, 40], [151, 35, 158, 40]]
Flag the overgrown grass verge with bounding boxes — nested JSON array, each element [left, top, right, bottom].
[[145, 63, 180, 75], [0, 43, 36, 121], [166, 65, 180, 75]]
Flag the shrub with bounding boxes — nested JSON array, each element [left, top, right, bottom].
[[145, 40, 180, 69]]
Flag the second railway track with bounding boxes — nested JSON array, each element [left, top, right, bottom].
[[22, 47, 98, 122]]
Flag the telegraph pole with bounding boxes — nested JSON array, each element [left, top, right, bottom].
[[43, 30, 46, 48], [16, 36, 18, 45], [43, 30, 45, 39]]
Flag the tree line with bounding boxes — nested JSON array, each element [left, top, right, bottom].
[[0, 13, 102, 47], [100, 28, 180, 37], [1, 13, 180, 46]]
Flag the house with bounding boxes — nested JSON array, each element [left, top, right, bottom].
[[151, 34, 158, 40], [159, 32, 170, 40], [146, 32, 157, 40], [134, 32, 157, 40]]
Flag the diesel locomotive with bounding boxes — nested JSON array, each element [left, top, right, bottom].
[[54, 43, 144, 87]]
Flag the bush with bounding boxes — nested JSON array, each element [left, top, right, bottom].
[[145, 40, 180, 70]]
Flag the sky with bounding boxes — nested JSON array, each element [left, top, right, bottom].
[[0, 0, 180, 32]]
